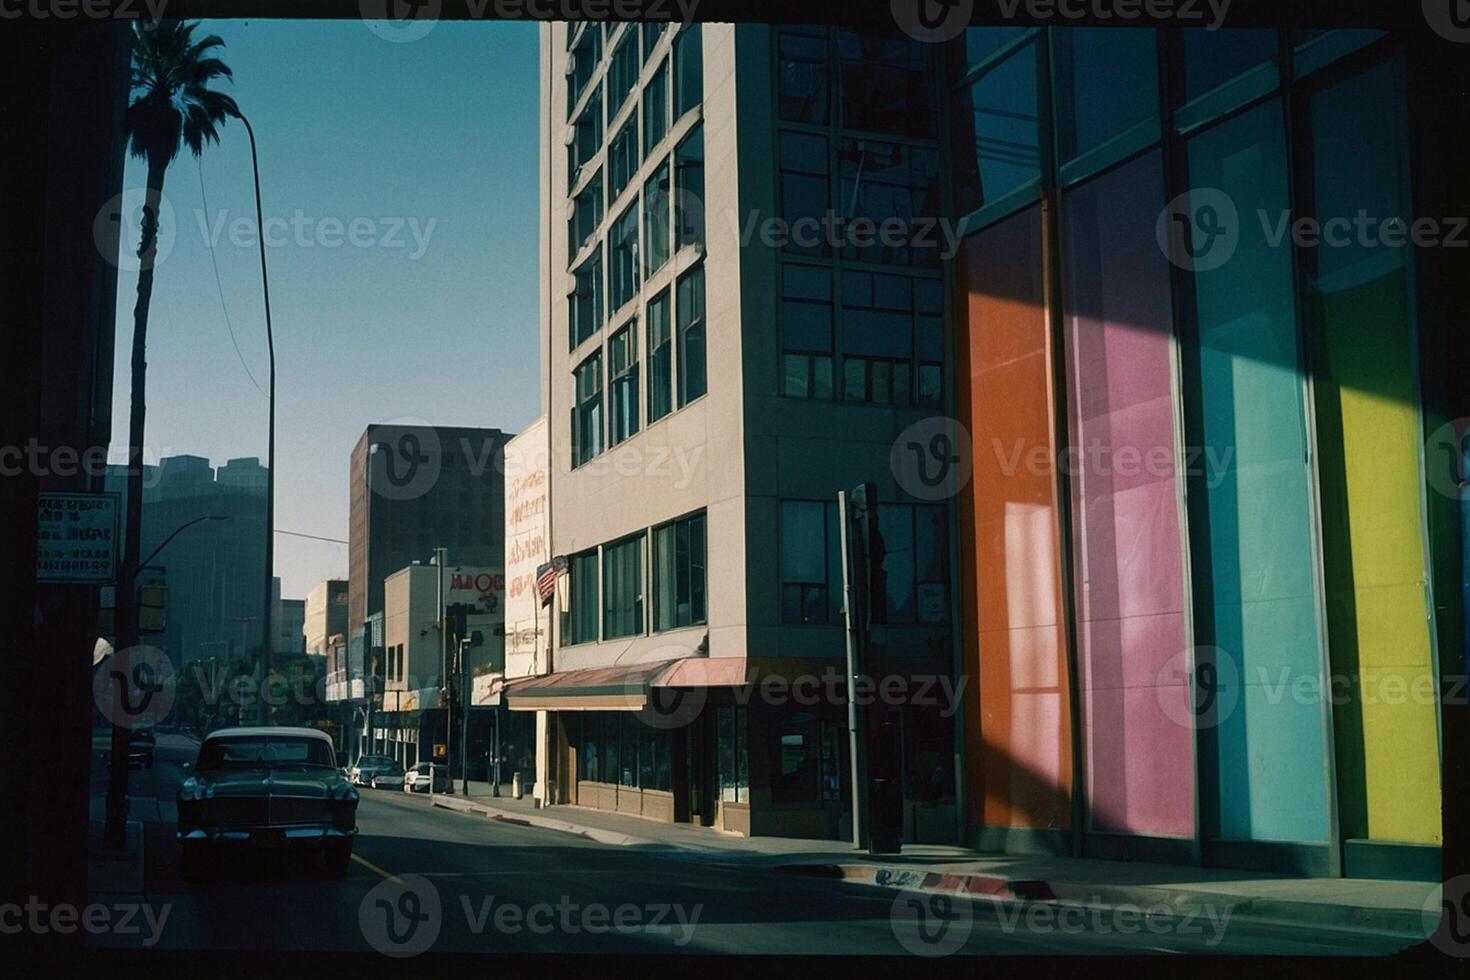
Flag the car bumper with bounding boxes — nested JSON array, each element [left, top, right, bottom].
[[178, 826, 357, 845]]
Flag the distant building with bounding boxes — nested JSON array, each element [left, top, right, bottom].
[[271, 577, 306, 656], [104, 455, 268, 666], [304, 579, 348, 657]]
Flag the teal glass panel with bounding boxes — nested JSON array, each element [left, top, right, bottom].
[[1184, 100, 1329, 845]]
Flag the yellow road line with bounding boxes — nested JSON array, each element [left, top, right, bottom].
[[351, 853, 402, 884]]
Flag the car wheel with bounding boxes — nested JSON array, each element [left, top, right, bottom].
[[323, 843, 352, 878]]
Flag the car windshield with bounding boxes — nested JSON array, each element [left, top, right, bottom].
[[195, 736, 336, 771]]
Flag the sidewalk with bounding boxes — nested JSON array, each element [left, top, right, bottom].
[[432, 784, 1440, 941]]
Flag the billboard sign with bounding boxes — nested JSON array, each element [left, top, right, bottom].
[[36, 491, 119, 584]]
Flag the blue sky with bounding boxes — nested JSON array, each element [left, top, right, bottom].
[[110, 18, 541, 599]]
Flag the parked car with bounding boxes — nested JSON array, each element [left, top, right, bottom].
[[348, 754, 398, 787], [366, 760, 405, 790], [176, 726, 359, 879], [403, 761, 450, 793]]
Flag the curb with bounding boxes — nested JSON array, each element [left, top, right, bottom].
[[775, 863, 1436, 941], [430, 796, 664, 848]]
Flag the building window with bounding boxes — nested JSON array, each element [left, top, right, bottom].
[[838, 138, 941, 267], [777, 27, 829, 124], [563, 549, 599, 645], [780, 500, 841, 624], [567, 26, 602, 118], [841, 270, 914, 405], [647, 288, 673, 423], [642, 22, 666, 62], [643, 161, 671, 277], [608, 319, 639, 446], [778, 131, 831, 258], [602, 534, 644, 640], [569, 246, 603, 350], [878, 503, 950, 624], [608, 116, 639, 204], [915, 278, 944, 408], [568, 86, 603, 193], [652, 510, 706, 631], [676, 264, 706, 406], [568, 169, 603, 263], [674, 125, 704, 250], [571, 351, 602, 469], [609, 202, 640, 313], [771, 708, 821, 804], [1052, 28, 1159, 171], [674, 23, 702, 118], [780, 263, 834, 399], [716, 704, 748, 804], [607, 30, 640, 120], [644, 59, 669, 154], [950, 40, 1040, 216], [837, 30, 938, 138], [579, 715, 600, 783]]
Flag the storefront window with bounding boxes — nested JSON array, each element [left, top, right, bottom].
[[772, 709, 820, 804], [717, 704, 748, 803]]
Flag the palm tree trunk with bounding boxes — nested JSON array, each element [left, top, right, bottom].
[[104, 158, 167, 850]]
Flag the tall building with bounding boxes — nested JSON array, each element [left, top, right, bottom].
[[104, 455, 268, 666], [341, 424, 513, 759], [305, 578, 349, 657], [518, 21, 1463, 876], [271, 577, 306, 656], [514, 22, 958, 841]]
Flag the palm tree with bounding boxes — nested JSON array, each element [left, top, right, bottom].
[[105, 20, 238, 850]]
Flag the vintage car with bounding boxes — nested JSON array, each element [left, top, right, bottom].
[[176, 726, 359, 878]]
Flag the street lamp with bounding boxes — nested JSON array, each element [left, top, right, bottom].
[[140, 514, 229, 568], [235, 109, 277, 727]]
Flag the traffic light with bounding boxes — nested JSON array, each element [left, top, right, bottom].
[[848, 482, 887, 627]]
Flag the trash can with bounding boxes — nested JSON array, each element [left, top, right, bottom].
[[512, 772, 523, 799]]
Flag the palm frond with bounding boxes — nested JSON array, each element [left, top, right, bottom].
[[125, 19, 237, 168]]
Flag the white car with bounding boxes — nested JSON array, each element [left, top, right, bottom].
[[404, 762, 448, 793]]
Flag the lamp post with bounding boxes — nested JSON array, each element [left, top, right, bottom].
[[235, 110, 277, 727]]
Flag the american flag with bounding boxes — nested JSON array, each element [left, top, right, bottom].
[[536, 556, 567, 605]]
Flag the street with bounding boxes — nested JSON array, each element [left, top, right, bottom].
[[80, 736, 1417, 956]]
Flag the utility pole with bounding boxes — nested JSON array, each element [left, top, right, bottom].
[[837, 489, 867, 851], [459, 635, 472, 796], [435, 546, 449, 794]]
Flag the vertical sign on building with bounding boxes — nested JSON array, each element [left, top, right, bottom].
[[503, 418, 549, 679]]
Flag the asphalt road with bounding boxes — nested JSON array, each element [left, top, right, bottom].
[[84, 736, 1419, 957]]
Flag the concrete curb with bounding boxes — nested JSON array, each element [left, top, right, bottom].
[[430, 796, 665, 848], [774, 863, 1437, 941]]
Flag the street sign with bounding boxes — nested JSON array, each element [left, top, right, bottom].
[[138, 566, 167, 633], [36, 491, 119, 584]]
